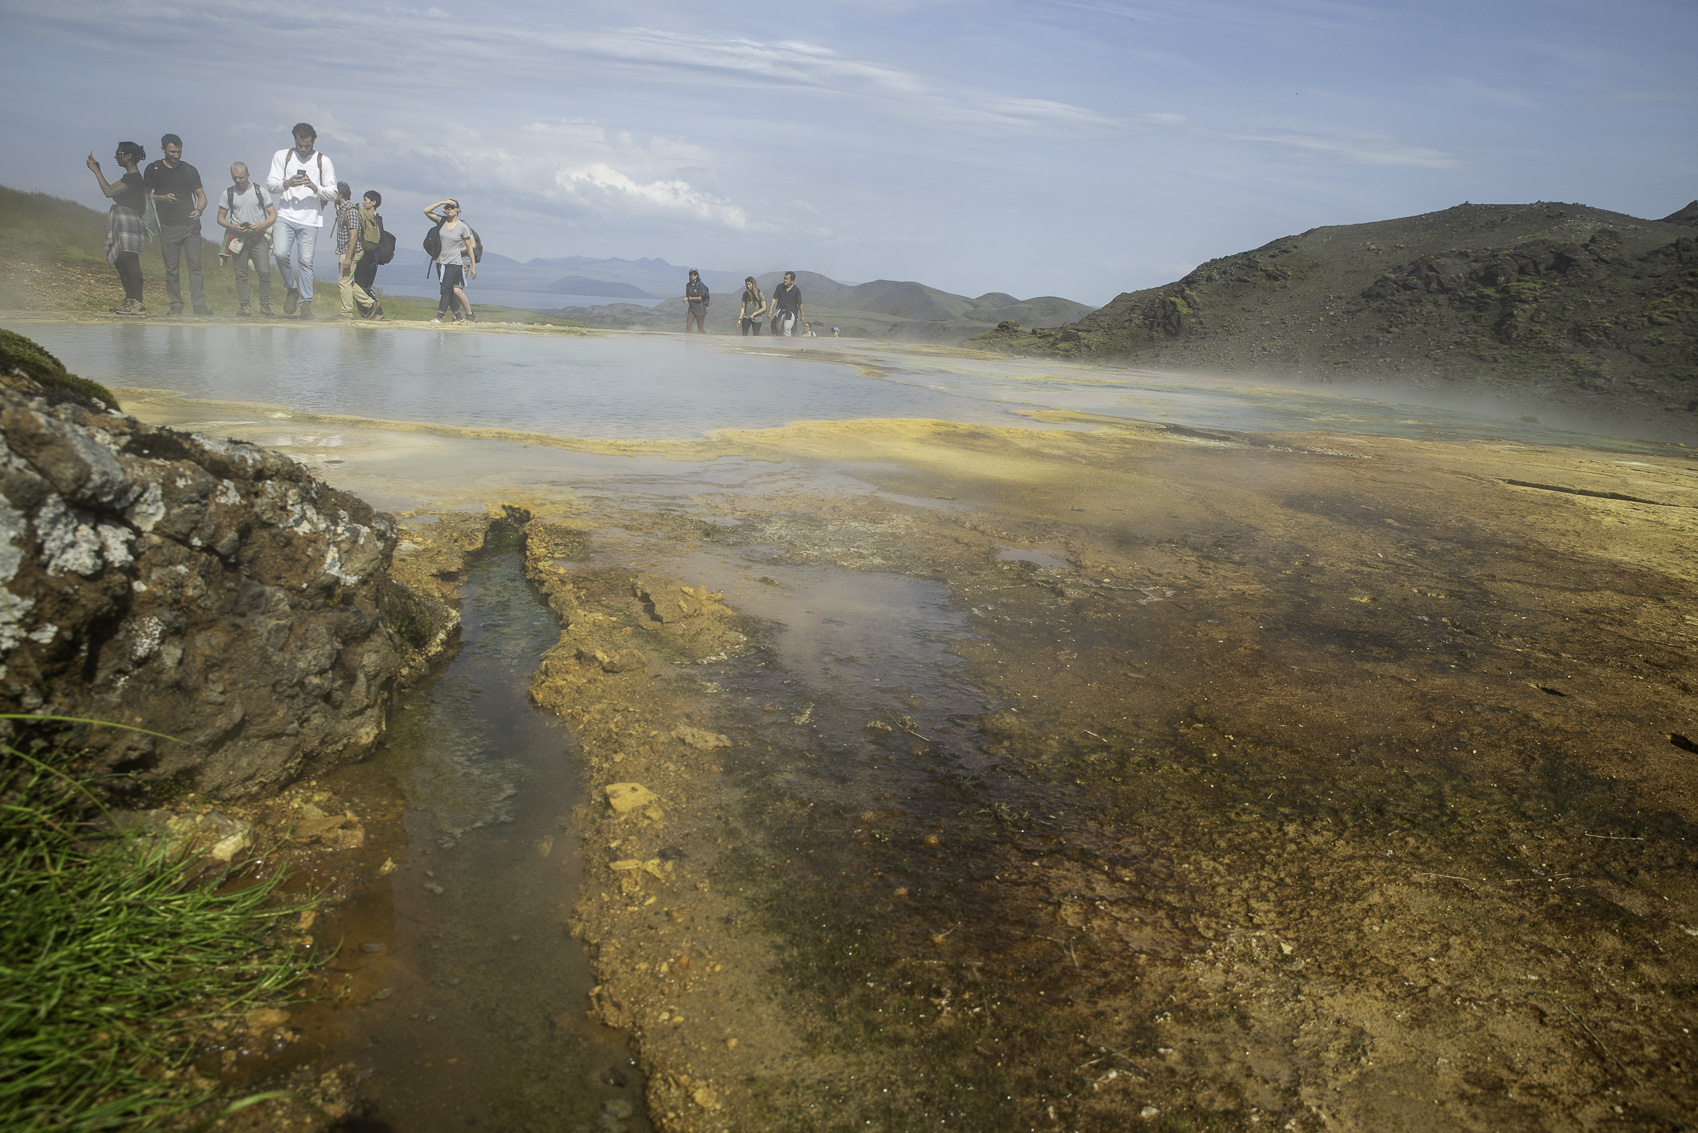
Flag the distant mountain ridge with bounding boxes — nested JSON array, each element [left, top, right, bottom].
[[550, 268, 1094, 342], [974, 200, 1698, 421]]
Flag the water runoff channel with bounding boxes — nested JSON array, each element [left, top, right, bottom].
[[13, 321, 1686, 1130], [226, 512, 642, 1131]]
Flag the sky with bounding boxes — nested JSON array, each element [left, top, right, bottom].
[[2, 0, 1694, 306]]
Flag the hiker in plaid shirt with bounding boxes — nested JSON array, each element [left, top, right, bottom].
[[335, 181, 363, 319]]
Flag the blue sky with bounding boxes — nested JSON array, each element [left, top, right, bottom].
[[2, 0, 1694, 306]]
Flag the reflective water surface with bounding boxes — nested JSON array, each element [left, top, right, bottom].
[[13, 320, 1685, 449]]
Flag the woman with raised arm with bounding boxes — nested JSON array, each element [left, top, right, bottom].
[[86, 142, 149, 316], [423, 198, 478, 323]]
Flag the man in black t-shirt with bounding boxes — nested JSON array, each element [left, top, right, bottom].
[[771, 272, 804, 337], [143, 133, 210, 316]]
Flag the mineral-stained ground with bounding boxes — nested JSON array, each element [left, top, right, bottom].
[[127, 392, 1698, 1133]]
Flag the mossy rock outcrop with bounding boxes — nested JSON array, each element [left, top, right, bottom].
[[0, 327, 119, 410]]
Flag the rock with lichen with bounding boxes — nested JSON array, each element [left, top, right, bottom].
[[0, 330, 409, 798]]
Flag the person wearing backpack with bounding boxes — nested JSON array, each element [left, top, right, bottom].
[[352, 191, 388, 320], [265, 122, 337, 319], [423, 198, 478, 324], [216, 162, 276, 317], [681, 269, 709, 333]]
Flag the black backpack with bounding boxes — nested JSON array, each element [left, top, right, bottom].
[[424, 219, 482, 275], [375, 222, 397, 266]]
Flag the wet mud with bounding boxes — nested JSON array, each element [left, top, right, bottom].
[[127, 395, 1696, 1131]]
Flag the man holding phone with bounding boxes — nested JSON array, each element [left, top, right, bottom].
[[216, 162, 276, 317], [143, 134, 209, 317], [265, 122, 337, 319]]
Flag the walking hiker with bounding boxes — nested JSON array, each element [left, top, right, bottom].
[[771, 271, 804, 337], [423, 198, 478, 323], [352, 191, 386, 320], [143, 134, 210, 316], [86, 142, 149, 316], [216, 162, 275, 317], [737, 277, 766, 335], [334, 181, 366, 319], [682, 270, 709, 333], [265, 122, 337, 319]]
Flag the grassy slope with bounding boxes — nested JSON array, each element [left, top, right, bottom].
[[0, 185, 588, 327], [972, 201, 1698, 418]]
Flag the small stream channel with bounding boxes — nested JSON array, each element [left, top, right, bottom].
[[293, 527, 650, 1132]]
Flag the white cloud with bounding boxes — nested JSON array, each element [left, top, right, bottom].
[[1228, 128, 1461, 169], [557, 164, 749, 228], [365, 118, 753, 232]]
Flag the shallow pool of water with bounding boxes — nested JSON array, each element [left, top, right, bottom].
[[13, 322, 1034, 440], [12, 320, 1687, 449]]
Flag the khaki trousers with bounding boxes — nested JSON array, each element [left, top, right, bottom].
[[339, 251, 376, 316]]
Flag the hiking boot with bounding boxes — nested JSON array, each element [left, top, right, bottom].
[[259, 304, 273, 316], [110, 298, 137, 316], [193, 306, 213, 317], [284, 287, 299, 315], [465, 312, 477, 323], [297, 300, 313, 320], [168, 305, 184, 317], [238, 305, 252, 318]]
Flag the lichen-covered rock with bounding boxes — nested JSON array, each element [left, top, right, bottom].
[[0, 336, 404, 798]]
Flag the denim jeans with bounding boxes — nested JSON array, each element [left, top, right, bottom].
[[273, 218, 319, 302]]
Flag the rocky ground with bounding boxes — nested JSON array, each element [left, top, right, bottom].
[[224, 413, 1698, 1133], [82, 366, 1698, 1131]]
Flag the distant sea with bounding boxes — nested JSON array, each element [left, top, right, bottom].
[[359, 274, 662, 312], [313, 253, 665, 313]]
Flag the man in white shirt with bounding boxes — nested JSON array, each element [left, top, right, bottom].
[[265, 122, 337, 319]]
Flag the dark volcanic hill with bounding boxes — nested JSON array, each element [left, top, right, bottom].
[[547, 275, 652, 298], [975, 201, 1698, 421]]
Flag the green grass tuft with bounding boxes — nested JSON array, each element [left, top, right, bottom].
[[0, 727, 312, 1131]]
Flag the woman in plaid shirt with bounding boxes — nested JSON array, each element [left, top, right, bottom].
[[86, 142, 150, 316]]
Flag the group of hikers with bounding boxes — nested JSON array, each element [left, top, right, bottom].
[[85, 123, 481, 324], [86, 121, 838, 337], [682, 269, 837, 337]]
